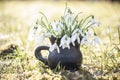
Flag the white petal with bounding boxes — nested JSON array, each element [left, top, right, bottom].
[[51, 22, 63, 36], [71, 35, 77, 46], [49, 43, 60, 53], [89, 18, 100, 27], [62, 45, 66, 49], [81, 37, 86, 45], [67, 37, 71, 49], [81, 35, 91, 45], [28, 28, 37, 41], [67, 44, 70, 49], [94, 36, 102, 44], [28, 32, 34, 41], [49, 43, 57, 52], [64, 13, 74, 27], [35, 34, 44, 43], [77, 37, 80, 44], [71, 37, 76, 46], [57, 46, 60, 53], [60, 35, 71, 49]]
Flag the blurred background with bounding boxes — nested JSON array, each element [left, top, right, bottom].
[[0, 0, 120, 80]]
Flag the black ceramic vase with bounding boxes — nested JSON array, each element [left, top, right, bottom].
[[34, 36, 82, 70]]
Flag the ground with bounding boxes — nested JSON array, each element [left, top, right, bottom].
[[0, 1, 120, 80]]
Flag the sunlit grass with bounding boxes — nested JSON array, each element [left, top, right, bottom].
[[0, 1, 120, 80]]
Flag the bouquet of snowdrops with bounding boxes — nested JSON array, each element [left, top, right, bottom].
[[28, 6, 101, 53]]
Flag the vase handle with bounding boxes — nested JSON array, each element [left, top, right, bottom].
[[34, 46, 49, 65]]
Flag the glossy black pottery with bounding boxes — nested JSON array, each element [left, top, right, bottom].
[[34, 36, 82, 70]]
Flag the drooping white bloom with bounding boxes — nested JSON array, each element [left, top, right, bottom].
[[81, 30, 102, 47], [71, 34, 80, 46], [92, 19, 100, 27], [90, 35, 102, 47], [71, 29, 84, 46], [94, 36, 102, 44], [28, 23, 40, 41], [60, 34, 71, 49], [64, 13, 75, 28], [28, 29, 36, 41], [49, 43, 60, 53], [86, 18, 100, 28], [72, 29, 84, 36], [35, 33, 44, 43], [81, 31, 92, 45], [64, 7, 72, 15], [51, 22, 64, 37], [81, 36, 88, 45]]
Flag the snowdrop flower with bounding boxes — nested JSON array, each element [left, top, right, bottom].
[[64, 13, 75, 28], [28, 29, 36, 41], [49, 43, 60, 53], [90, 35, 102, 47], [35, 33, 45, 43], [28, 23, 40, 41], [72, 29, 84, 36], [94, 36, 102, 44], [71, 34, 80, 46], [64, 7, 72, 15], [81, 31, 92, 45], [81, 36, 88, 45], [92, 18, 100, 27], [36, 31, 51, 43], [60, 34, 71, 49], [87, 17, 100, 28], [71, 29, 84, 46], [51, 22, 64, 37]]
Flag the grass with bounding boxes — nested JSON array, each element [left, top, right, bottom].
[[0, 1, 120, 80]]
